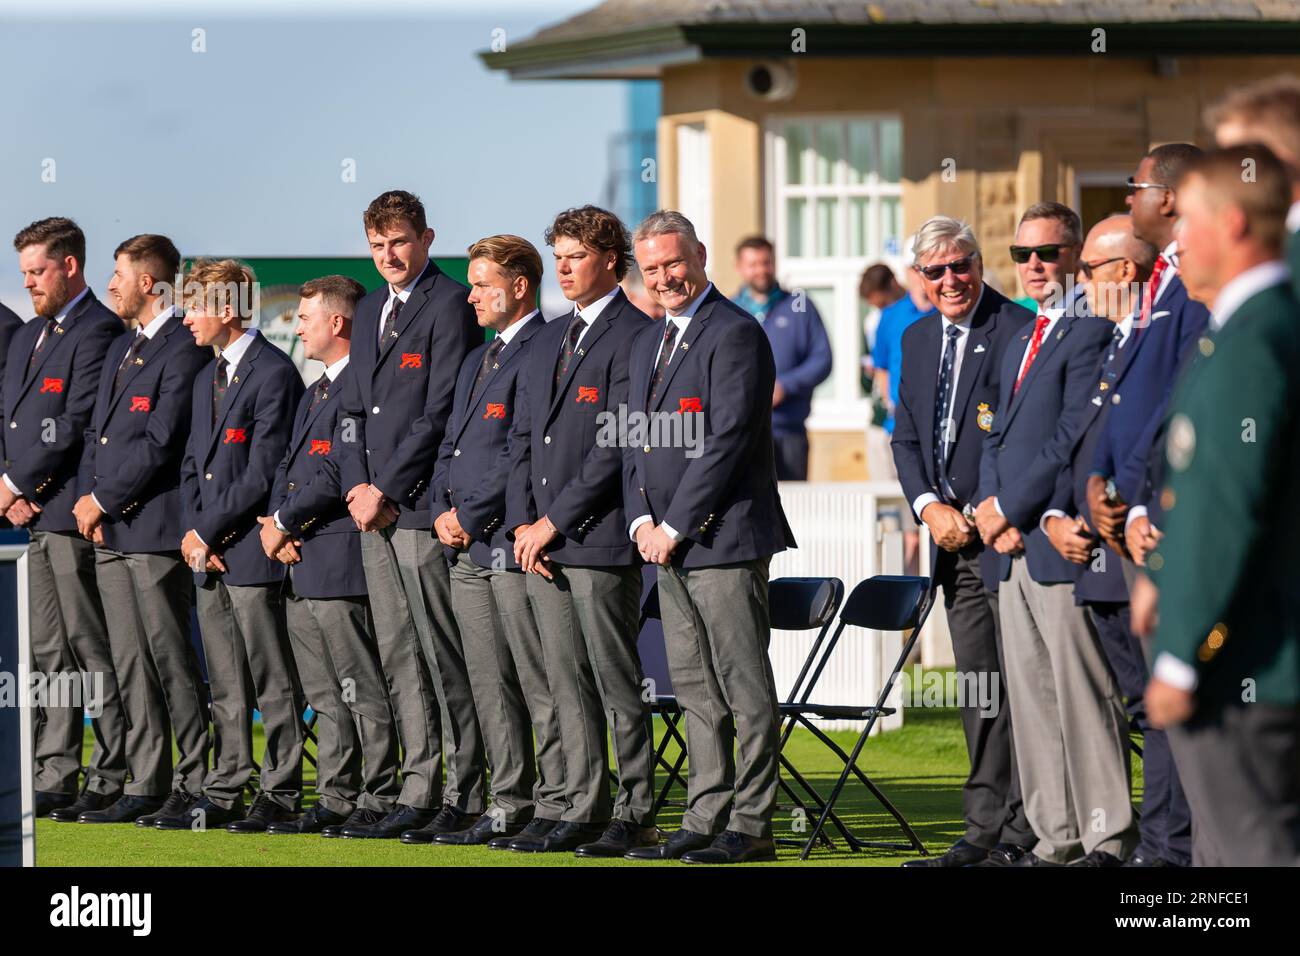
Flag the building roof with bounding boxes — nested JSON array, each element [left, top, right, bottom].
[[481, 0, 1300, 79]]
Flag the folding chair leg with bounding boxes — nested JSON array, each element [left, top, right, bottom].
[[650, 712, 691, 814], [774, 756, 842, 850]]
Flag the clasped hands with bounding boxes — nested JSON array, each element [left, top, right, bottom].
[[972, 497, 1024, 555], [256, 515, 302, 565], [346, 483, 400, 532], [0, 483, 42, 529]]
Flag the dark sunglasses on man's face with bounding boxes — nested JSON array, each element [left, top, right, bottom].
[[1078, 257, 1125, 279], [917, 256, 975, 282], [1009, 244, 1072, 264]]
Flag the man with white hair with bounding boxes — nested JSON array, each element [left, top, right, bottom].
[[623, 210, 795, 864], [889, 216, 1036, 867]]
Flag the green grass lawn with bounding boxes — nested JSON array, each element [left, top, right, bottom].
[[36, 696, 1144, 867]]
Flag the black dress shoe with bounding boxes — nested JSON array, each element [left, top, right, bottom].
[[267, 804, 350, 835], [136, 791, 198, 828], [78, 794, 165, 824], [681, 829, 777, 864], [321, 806, 385, 839], [1007, 851, 1063, 867], [968, 842, 1035, 867], [625, 827, 713, 860], [35, 791, 76, 818], [510, 820, 606, 853], [489, 817, 557, 850], [574, 819, 659, 858], [227, 794, 297, 833], [399, 805, 481, 844], [342, 804, 436, 839], [1123, 852, 1171, 867], [155, 795, 245, 830], [902, 837, 987, 868], [48, 790, 121, 823], [1070, 850, 1125, 867], [433, 812, 526, 846]]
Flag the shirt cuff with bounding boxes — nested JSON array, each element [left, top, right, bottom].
[[90, 493, 106, 514], [1125, 505, 1149, 530], [628, 514, 653, 540], [912, 493, 940, 521], [993, 497, 1004, 518], [1154, 651, 1199, 692], [2, 474, 22, 496], [1039, 509, 1068, 534], [274, 510, 288, 534], [662, 521, 683, 542]]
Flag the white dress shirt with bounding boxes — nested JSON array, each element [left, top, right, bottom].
[[627, 283, 715, 543], [3, 287, 92, 497], [561, 285, 620, 353], [497, 309, 539, 348], [378, 261, 430, 348]]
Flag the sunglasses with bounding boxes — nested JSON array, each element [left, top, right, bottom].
[[1078, 257, 1125, 279], [1009, 244, 1073, 264], [916, 256, 975, 282], [1126, 177, 1173, 195]]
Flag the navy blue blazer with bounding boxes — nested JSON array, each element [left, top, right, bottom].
[[78, 313, 212, 553], [979, 309, 1113, 586], [432, 313, 544, 569], [622, 286, 795, 569], [1, 290, 125, 533], [268, 362, 365, 600], [891, 285, 1031, 589], [0, 303, 20, 393], [180, 333, 302, 587], [1047, 326, 1134, 605], [505, 287, 649, 567], [755, 291, 832, 436], [334, 261, 479, 531], [1091, 272, 1209, 507]]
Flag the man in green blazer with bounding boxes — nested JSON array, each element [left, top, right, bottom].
[[1132, 145, 1300, 866]]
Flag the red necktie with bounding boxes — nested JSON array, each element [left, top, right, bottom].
[[1139, 253, 1169, 332], [1014, 315, 1050, 395]]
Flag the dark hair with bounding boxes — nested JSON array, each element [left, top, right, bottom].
[[299, 275, 366, 318], [363, 189, 428, 237], [14, 217, 86, 269], [859, 263, 900, 297], [544, 205, 632, 281], [1179, 144, 1292, 253], [735, 235, 775, 257], [468, 234, 543, 291], [1148, 143, 1204, 187], [114, 234, 180, 285], [1018, 201, 1082, 247]]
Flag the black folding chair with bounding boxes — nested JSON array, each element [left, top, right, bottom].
[[779, 574, 934, 860], [641, 587, 692, 812]]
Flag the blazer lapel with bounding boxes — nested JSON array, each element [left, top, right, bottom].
[[549, 296, 622, 422], [945, 298, 996, 449], [102, 315, 181, 423], [376, 261, 439, 370], [1004, 312, 1070, 427], [23, 291, 93, 387], [910, 318, 942, 474], [206, 334, 263, 461], [650, 288, 720, 413], [459, 315, 540, 444]]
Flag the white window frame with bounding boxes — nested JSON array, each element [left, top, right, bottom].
[[764, 113, 905, 432]]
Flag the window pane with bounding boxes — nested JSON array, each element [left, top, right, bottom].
[[880, 118, 902, 183], [881, 196, 903, 258], [785, 125, 806, 185], [849, 197, 869, 258], [814, 121, 840, 185], [786, 197, 806, 257], [815, 198, 838, 257], [847, 121, 876, 184]]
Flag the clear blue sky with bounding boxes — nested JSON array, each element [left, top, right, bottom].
[[0, 1, 627, 315]]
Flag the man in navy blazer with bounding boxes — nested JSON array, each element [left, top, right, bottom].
[[333, 190, 486, 841], [0, 218, 128, 821], [70, 235, 211, 826], [0, 301, 19, 391], [621, 211, 794, 865], [257, 275, 400, 836], [154, 258, 305, 832], [1084, 145, 1210, 567], [889, 216, 1035, 868], [1040, 215, 1190, 868], [425, 236, 560, 849], [505, 206, 658, 857], [974, 203, 1134, 866]]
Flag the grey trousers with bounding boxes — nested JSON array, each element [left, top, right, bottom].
[[656, 558, 781, 839], [451, 555, 567, 822], [360, 527, 485, 812], [1168, 704, 1300, 866], [526, 564, 654, 826], [94, 548, 208, 796], [28, 529, 125, 796], [999, 556, 1136, 862], [195, 580, 303, 810], [284, 587, 400, 815]]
